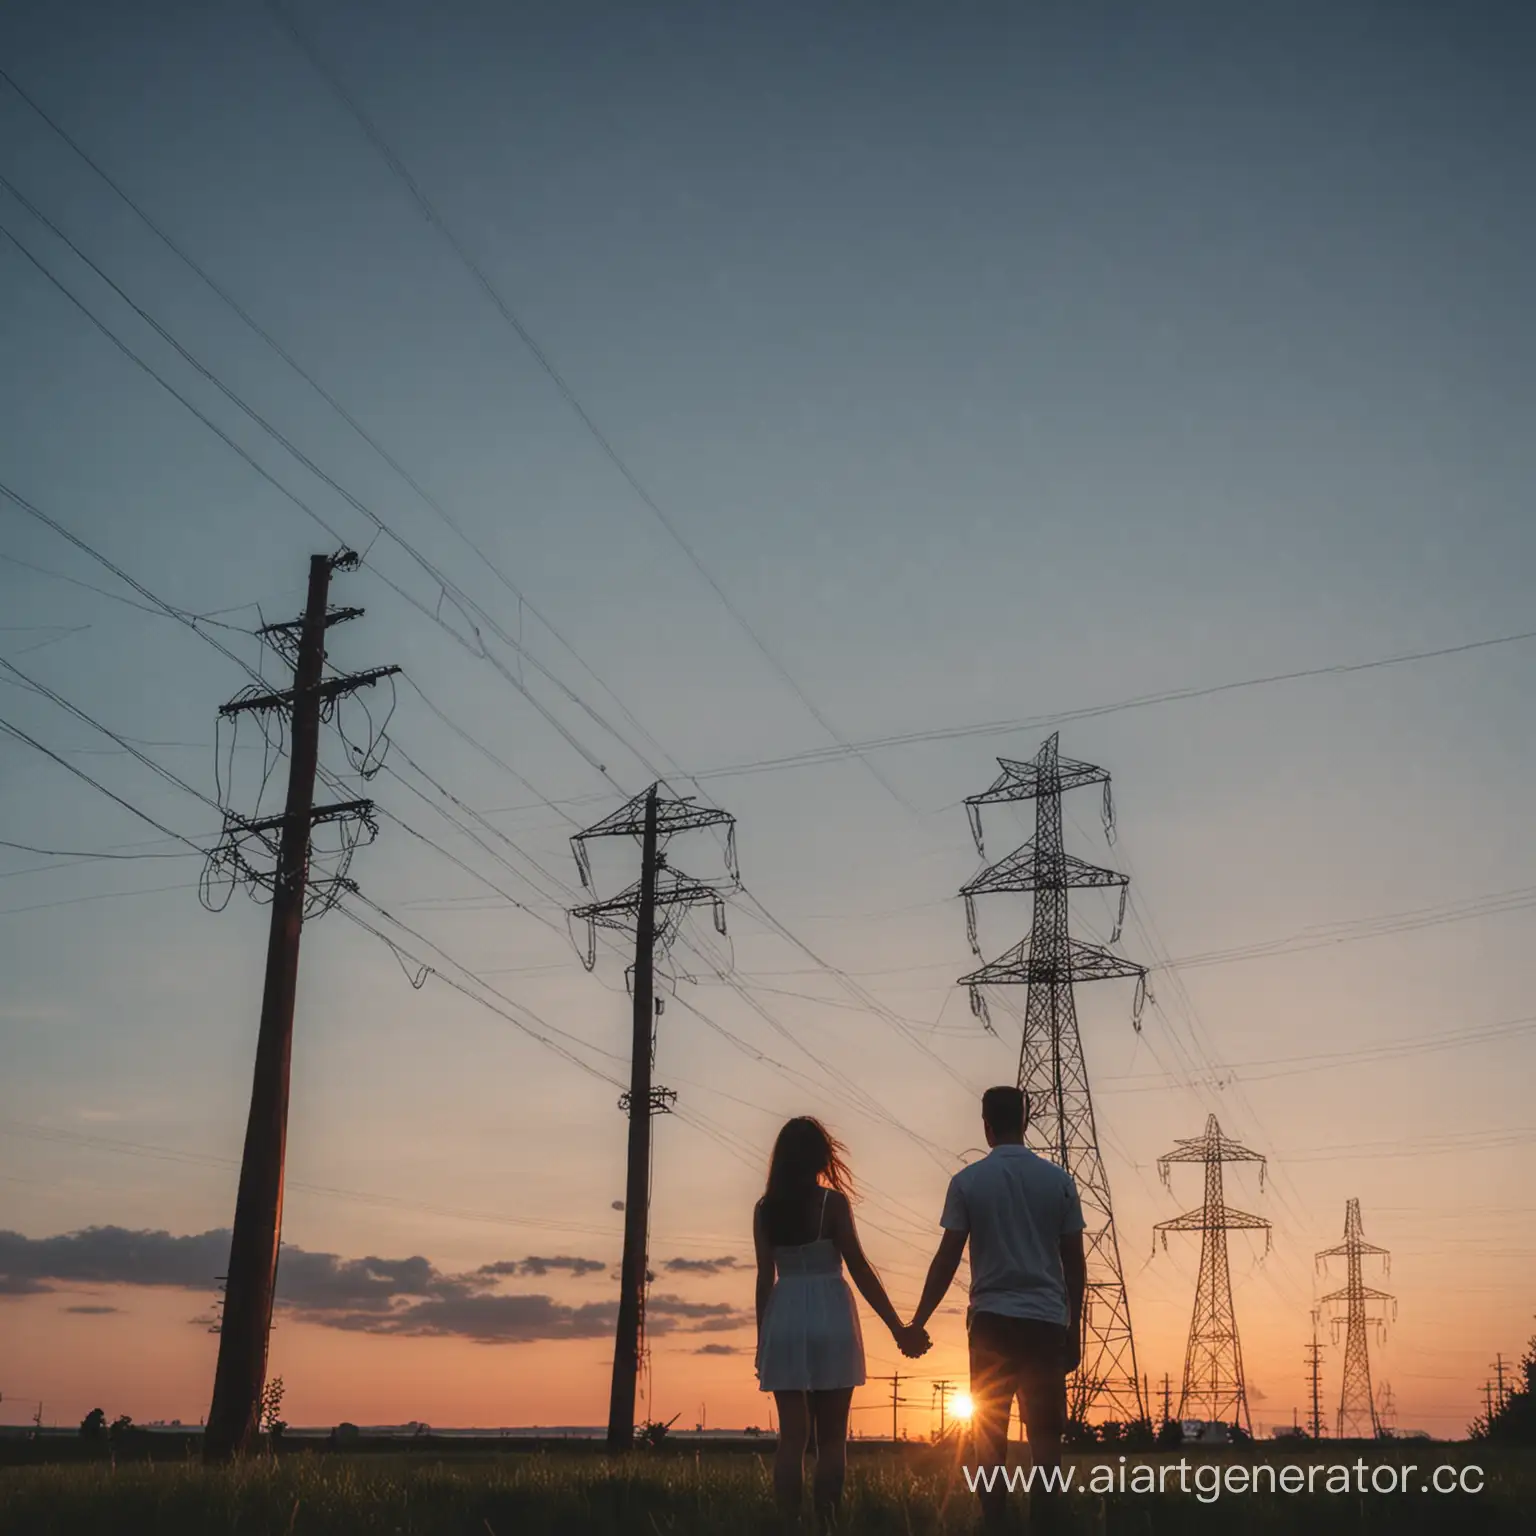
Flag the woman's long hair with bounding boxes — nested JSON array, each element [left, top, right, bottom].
[[760, 1117, 854, 1245]]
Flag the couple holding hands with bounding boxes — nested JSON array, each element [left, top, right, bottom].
[[753, 1088, 1087, 1530]]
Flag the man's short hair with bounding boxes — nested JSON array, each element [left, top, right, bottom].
[[982, 1085, 1027, 1136]]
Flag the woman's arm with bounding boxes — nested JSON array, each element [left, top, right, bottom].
[[829, 1192, 904, 1335], [753, 1201, 775, 1353]]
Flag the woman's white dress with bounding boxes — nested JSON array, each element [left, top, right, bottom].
[[757, 1192, 867, 1392]]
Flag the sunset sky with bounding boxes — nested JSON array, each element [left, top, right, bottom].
[[1, 0, 1533, 1441]]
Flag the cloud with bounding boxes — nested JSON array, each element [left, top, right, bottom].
[[316, 1292, 622, 1346], [63, 1304, 120, 1315], [694, 1343, 738, 1356], [662, 1256, 740, 1276], [646, 1295, 744, 1322], [1249, 1383, 1267, 1402], [0, 1226, 228, 1293], [1, 1227, 747, 1345], [477, 1256, 608, 1279], [688, 1314, 750, 1334], [0, 1274, 50, 1296], [292, 1288, 750, 1346], [278, 1248, 464, 1313]]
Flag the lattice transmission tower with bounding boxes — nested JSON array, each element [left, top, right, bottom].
[[1153, 1115, 1271, 1434], [1316, 1198, 1395, 1439], [959, 732, 1150, 1423]]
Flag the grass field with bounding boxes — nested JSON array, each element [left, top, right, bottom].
[[1, 1446, 1530, 1534]]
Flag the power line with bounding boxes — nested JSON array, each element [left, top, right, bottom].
[[0, 194, 655, 794], [0, 714, 210, 855], [256, 2, 912, 813], [0, 881, 200, 917], [1100, 1012, 1536, 1094], [0, 481, 265, 686], [1163, 884, 1536, 973], [0, 836, 199, 862], [0, 655, 225, 815], [686, 626, 1536, 784], [2, 62, 682, 781], [0, 1117, 627, 1242]]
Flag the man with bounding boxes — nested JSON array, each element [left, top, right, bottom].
[[909, 1086, 1086, 1531]]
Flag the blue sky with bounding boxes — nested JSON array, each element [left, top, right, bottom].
[[0, 0, 1533, 1434]]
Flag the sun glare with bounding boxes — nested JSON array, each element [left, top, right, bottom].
[[951, 1392, 974, 1422]]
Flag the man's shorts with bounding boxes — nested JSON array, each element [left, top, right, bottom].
[[967, 1311, 1069, 1442]]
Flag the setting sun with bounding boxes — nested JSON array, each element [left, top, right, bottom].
[[950, 1393, 974, 1423]]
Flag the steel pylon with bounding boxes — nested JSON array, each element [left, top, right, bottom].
[[959, 732, 1149, 1424], [1154, 1115, 1271, 1433], [1317, 1198, 1394, 1439]]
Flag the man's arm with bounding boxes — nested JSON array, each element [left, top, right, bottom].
[[1059, 1229, 1086, 1371], [911, 1228, 968, 1332]]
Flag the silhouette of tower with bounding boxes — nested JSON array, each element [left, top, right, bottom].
[[1304, 1310, 1327, 1439], [1316, 1198, 1394, 1439], [1376, 1381, 1397, 1434], [1153, 1115, 1271, 1433], [960, 733, 1149, 1423]]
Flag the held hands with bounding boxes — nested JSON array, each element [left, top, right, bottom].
[[893, 1320, 932, 1359]]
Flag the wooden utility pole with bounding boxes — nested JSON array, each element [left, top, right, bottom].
[[1161, 1372, 1173, 1428], [204, 551, 394, 1460], [607, 785, 660, 1452], [570, 783, 736, 1453], [866, 1373, 906, 1444], [932, 1379, 953, 1438], [885, 1371, 902, 1444]]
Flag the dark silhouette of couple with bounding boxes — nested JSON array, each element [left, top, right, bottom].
[[754, 1087, 1086, 1531]]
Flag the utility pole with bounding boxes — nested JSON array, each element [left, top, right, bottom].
[[1493, 1354, 1508, 1412], [958, 733, 1149, 1424], [869, 1373, 906, 1444], [204, 550, 396, 1460], [1305, 1312, 1326, 1439], [1483, 1380, 1496, 1425], [570, 785, 738, 1453], [1161, 1373, 1173, 1429], [932, 1379, 953, 1438], [1153, 1115, 1271, 1435], [610, 783, 657, 1454], [1317, 1198, 1394, 1440]]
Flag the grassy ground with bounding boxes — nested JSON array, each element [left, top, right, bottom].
[[0, 1446, 1529, 1534]]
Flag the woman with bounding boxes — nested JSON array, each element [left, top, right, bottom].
[[754, 1116, 924, 1524]]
